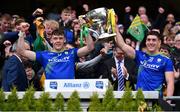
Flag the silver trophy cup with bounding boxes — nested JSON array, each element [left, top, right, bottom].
[[80, 7, 116, 42]]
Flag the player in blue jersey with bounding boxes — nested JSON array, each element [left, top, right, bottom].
[[114, 25, 174, 103], [17, 23, 94, 79]]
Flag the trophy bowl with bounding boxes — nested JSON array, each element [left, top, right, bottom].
[[80, 7, 116, 42]]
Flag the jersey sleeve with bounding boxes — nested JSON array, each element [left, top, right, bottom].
[[36, 51, 43, 64], [165, 58, 174, 72], [134, 50, 142, 66], [73, 48, 78, 60]]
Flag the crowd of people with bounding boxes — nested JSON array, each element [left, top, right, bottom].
[[0, 3, 180, 109]]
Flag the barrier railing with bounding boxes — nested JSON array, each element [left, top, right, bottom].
[[4, 91, 159, 99], [4, 91, 159, 111]]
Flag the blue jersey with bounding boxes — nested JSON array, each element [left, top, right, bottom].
[[135, 50, 173, 92], [36, 48, 78, 79]]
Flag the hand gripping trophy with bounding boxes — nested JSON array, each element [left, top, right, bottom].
[[79, 7, 116, 44]]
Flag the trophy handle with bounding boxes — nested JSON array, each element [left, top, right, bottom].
[[89, 28, 100, 40]]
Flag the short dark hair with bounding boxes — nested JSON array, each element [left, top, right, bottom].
[[61, 8, 71, 14], [15, 18, 25, 26], [52, 29, 64, 36], [160, 44, 170, 53], [23, 60, 33, 69], [147, 30, 161, 40]]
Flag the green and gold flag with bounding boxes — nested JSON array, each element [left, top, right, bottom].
[[33, 33, 47, 51], [33, 18, 47, 51], [127, 15, 147, 41]]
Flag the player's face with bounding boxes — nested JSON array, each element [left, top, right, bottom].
[[146, 35, 161, 54], [51, 35, 65, 51]]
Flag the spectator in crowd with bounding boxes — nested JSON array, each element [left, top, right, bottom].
[[59, 8, 75, 45], [71, 9, 77, 20], [163, 34, 175, 52], [170, 33, 180, 110], [171, 34, 180, 71], [74, 32, 86, 48], [11, 15, 20, 31], [82, 4, 90, 14], [115, 24, 174, 103], [24, 60, 42, 91], [0, 14, 11, 33], [166, 13, 176, 24], [2, 40, 30, 91], [162, 13, 176, 36], [2, 20, 34, 51], [98, 45, 138, 90], [140, 14, 152, 29], [123, 6, 133, 31], [171, 22, 180, 34], [72, 20, 81, 40], [17, 27, 94, 79], [13, 18, 25, 32], [59, 8, 72, 28], [153, 7, 166, 32], [171, 34, 180, 80], [160, 44, 171, 57], [163, 23, 174, 36], [138, 6, 146, 16], [43, 19, 59, 43]]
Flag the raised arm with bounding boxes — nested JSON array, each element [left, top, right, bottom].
[[115, 25, 136, 59], [17, 22, 36, 61], [77, 33, 94, 57]]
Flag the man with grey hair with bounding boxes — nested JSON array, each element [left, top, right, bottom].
[[2, 40, 30, 91]]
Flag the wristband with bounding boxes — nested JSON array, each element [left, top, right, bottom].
[[18, 31, 25, 38]]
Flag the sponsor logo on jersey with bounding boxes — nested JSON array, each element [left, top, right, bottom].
[[48, 56, 70, 62], [140, 61, 160, 70]]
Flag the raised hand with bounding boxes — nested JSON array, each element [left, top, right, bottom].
[[122, 65, 128, 78], [32, 8, 43, 16], [158, 7, 165, 14], [111, 67, 117, 78], [18, 22, 29, 38]]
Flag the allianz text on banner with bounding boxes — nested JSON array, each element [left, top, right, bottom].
[[45, 79, 110, 92]]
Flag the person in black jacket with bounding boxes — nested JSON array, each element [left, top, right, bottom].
[[97, 46, 138, 90]]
